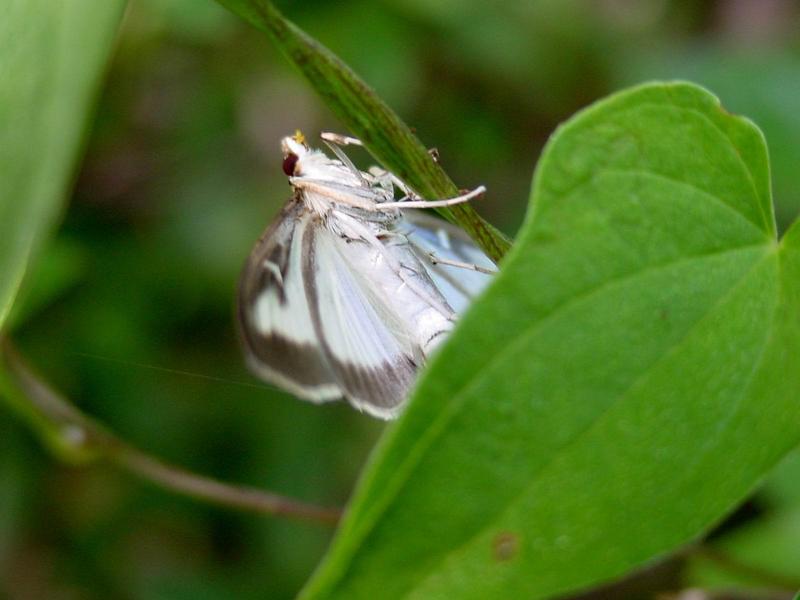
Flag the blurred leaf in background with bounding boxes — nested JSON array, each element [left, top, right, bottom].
[[3, 0, 800, 598], [0, 0, 125, 596], [0, 0, 124, 325]]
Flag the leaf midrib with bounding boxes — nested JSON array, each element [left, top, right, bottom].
[[671, 96, 773, 236], [583, 168, 768, 237], [649, 100, 772, 235]]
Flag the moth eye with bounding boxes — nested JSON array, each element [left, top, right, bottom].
[[282, 153, 299, 176]]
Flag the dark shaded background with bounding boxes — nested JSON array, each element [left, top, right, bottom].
[[4, 0, 800, 598]]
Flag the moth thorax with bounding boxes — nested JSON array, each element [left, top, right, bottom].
[[303, 191, 337, 218]]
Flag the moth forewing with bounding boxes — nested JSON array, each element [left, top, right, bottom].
[[237, 200, 341, 402]]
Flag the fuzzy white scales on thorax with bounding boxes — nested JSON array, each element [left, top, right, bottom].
[[285, 135, 456, 357]]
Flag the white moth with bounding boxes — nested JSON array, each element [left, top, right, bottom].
[[237, 131, 495, 419]]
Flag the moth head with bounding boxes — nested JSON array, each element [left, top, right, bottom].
[[281, 131, 308, 177]]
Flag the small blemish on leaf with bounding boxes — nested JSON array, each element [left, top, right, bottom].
[[492, 531, 519, 562]]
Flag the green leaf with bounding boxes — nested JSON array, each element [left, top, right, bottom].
[[0, 0, 125, 329], [616, 45, 800, 227], [300, 82, 800, 599], [213, 0, 511, 263]]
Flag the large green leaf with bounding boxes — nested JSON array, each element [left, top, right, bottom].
[[300, 82, 800, 599], [0, 0, 125, 328], [214, 0, 510, 262]]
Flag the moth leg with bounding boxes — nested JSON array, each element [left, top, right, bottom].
[[368, 169, 483, 213], [389, 174, 417, 200], [364, 166, 419, 201], [427, 253, 497, 275], [370, 186, 486, 211]]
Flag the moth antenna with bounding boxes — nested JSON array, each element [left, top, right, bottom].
[[320, 132, 363, 147]]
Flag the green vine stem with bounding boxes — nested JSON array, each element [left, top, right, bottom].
[[0, 338, 342, 525], [216, 0, 512, 263], [691, 545, 800, 593]]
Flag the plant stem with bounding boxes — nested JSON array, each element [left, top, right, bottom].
[[0, 337, 342, 525], [692, 545, 800, 592], [215, 0, 512, 263]]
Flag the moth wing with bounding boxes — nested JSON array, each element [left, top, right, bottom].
[[238, 201, 342, 402], [403, 209, 496, 314], [303, 225, 419, 419]]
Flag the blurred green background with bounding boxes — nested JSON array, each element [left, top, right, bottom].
[[4, 0, 800, 598]]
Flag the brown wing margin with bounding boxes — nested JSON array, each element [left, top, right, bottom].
[[237, 200, 342, 402]]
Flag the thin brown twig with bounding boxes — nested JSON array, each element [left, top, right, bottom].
[[110, 447, 341, 523], [691, 545, 800, 592], [0, 337, 342, 525], [660, 587, 795, 600]]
